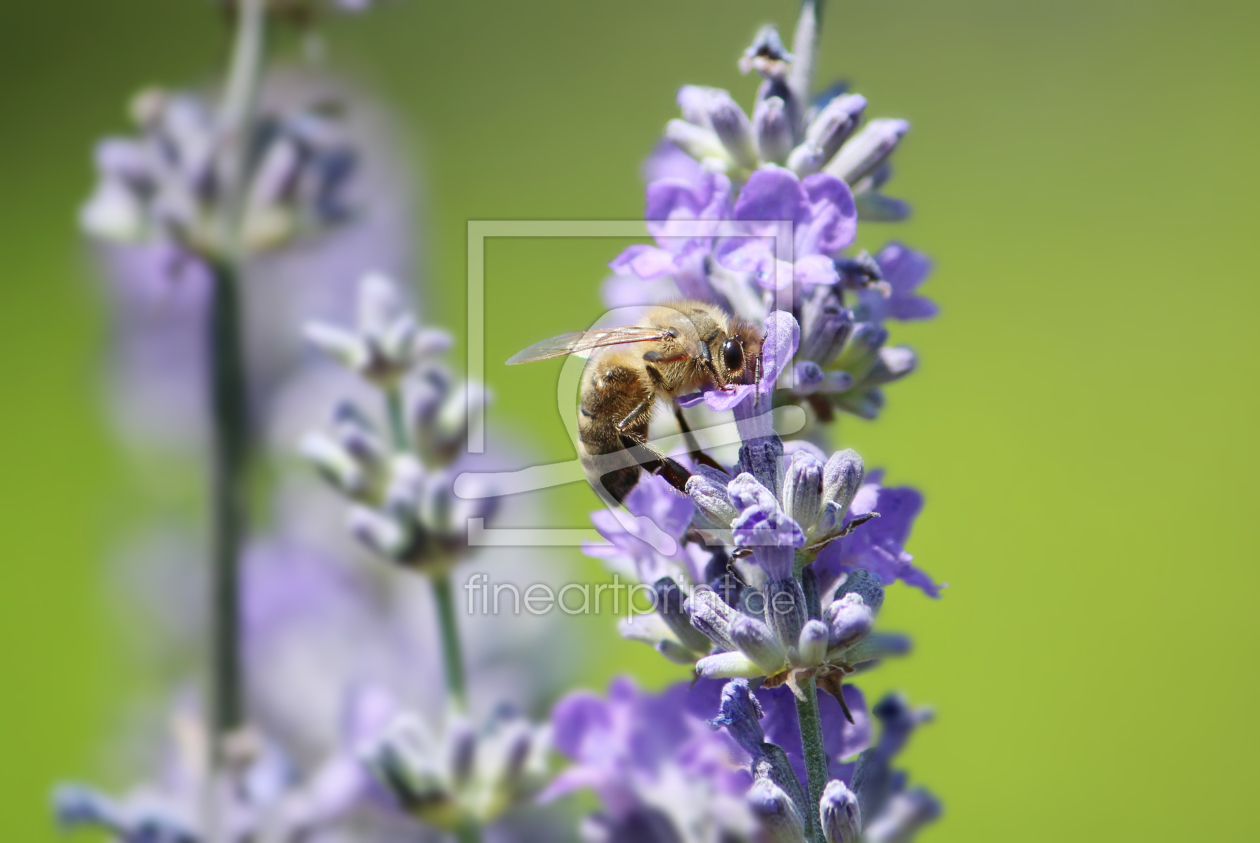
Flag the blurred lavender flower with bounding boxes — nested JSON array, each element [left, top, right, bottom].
[[845, 695, 942, 843], [82, 87, 354, 263], [93, 70, 416, 453], [54, 697, 388, 843], [362, 696, 551, 833], [543, 677, 757, 842], [302, 273, 494, 571]]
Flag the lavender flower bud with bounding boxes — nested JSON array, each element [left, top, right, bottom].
[[685, 588, 738, 652], [825, 593, 874, 651], [787, 141, 827, 176], [826, 118, 910, 187], [796, 618, 830, 667], [863, 789, 942, 843], [764, 578, 806, 653], [304, 322, 369, 371], [664, 118, 727, 164], [746, 779, 807, 843], [359, 273, 405, 341], [52, 785, 127, 834], [729, 473, 803, 551], [823, 449, 865, 513], [735, 435, 785, 500], [843, 632, 912, 669], [835, 569, 885, 616], [753, 96, 793, 164], [739, 25, 794, 79], [856, 191, 912, 222], [300, 432, 365, 497], [363, 714, 449, 808], [805, 94, 868, 165], [862, 346, 917, 387], [833, 323, 889, 380], [833, 388, 885, 421], [783, 450, 825, 533], [653, 577, 714, 655], [730, 614, 789, 674], [349, 505, 411, 560], [497, 719, 536, 786], [708, 679, 766, 756], [446, 718, 477, 787], [801, 303, 856, 373], [705, 91, 759, 170], [80, 178, 147, 242], [695, 650, 762, 679], [686, 466, 738, 532], [820, 780, 863, 843], [678, 85, 719, 128]]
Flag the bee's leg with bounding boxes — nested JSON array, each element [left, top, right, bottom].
[[615, 399, 653, 433], [620, 434, 692, 496], [672, 405, 726, 473]]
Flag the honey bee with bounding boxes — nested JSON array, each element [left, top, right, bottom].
[[507, 301, 763, 502]]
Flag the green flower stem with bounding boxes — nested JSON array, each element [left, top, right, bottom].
[[795, 673, 830, 843], [381, 385, 468, 714], [207, 261, 250, 746], [206, 0, 267, 766], [432, 571, 469, 712], [386, 384, 410, 452]]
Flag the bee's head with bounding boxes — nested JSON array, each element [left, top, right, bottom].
[[716, 321, 764, 385]]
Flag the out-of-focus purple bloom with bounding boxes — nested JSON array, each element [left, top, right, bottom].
[[361, 694, 552, 831], [544, 677, 757, 841], [584, 472, 703, 587], [857, 243, 938, 324], [812, 472, 942, 598], [81, 87, 354, 261], [848, 694, 941, 841], [300, 274, 498, 571], [54, 692, 385, 843], [689, 680, 870, 790], [93, 71, 416, 453]]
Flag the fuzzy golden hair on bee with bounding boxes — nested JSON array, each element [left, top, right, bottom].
[[507, 300, 764, 502]]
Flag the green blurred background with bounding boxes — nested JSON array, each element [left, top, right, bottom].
[[2, 0, 1257, 839]]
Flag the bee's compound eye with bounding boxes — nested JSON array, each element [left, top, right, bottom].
[[721, 338, 744, 373]]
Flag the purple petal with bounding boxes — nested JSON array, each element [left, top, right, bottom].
[[760, 311, 801, 389], [610, 244, 679, 280], [704, 383, 755, 412], [798, 174, 857, 255], [642, 139, 705, 184], [732, 166, 808, 224], [795, 254, 839, 289], [550, 692, 611, 759], [793, 361, 825, 393]]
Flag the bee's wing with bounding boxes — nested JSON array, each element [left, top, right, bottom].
[[506, 326, 671, 364]]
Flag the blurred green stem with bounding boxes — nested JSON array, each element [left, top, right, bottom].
[[382, 386, 469, 714], [207, 261, 250, 750], [795, 675, 829, 843], [432, 572, 469, 712], [386, 384, 410, 452], [206, 0, 267, 764]]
